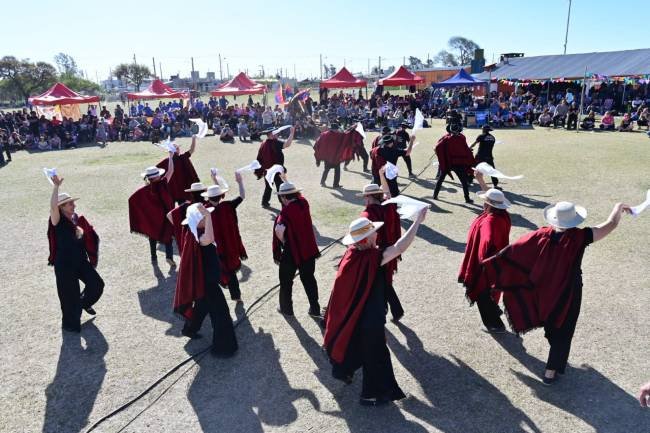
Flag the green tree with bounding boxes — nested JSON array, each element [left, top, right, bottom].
[[59, 74, 101, 94], [408, 56, 424, 70], [53, 52, 78, 76], [0, 56, 57, 103], [114, 63, 151, 91], [434, 36, 481, 67]]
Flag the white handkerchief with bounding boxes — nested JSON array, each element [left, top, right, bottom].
[[385, 162, 399, 180], [189, 118, 209, 138], [210, 167, 219, 176], [412, 141, 420, 148], [217, 176, 229, 190], [413, 108, 424, 131], [631, 190, 650, 216], [265, 164, 284, 187], [383, 195, 430, 220], [495, 140, 504, 145], [236, 160, 262, 173], [354, 122, 366, 139], [474, 162, 523, 180], [158, 139, 177, 152], [43, 167, 56, 184], [272, 125, 292, 135]]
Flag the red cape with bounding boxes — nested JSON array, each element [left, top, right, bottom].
[[361, 203, 401, 282], [47, 214, 99, 267], [370, 146, 387, 180], [128, 180, 174, 243], [371, 136, 382, 149], [157, 151, 199, 202], [482, 227, 590, 334], [254, 138, 283, 178], [272, 196, 319, 266], [435, 133, 475, 174], [169, 202, 190, 255], [458, 210, 511, 302], [341, 129, 364, 161], [324, 246, 382, 363], [209, 200, 248, 285], [313, 130, 349, 165], [173, 230, 205, 320]]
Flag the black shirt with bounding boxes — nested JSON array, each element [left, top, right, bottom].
[[378, 146, 406, 165], [475, 132, 496, 161], [54, 218, 85, 266], [200, 243, 221, 288], [361, 266, 387, 329], [394, 130, 410, 149]]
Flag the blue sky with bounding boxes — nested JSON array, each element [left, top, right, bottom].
[[2, 0, 648, 81]]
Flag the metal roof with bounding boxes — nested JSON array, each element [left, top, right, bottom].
[[473, 48, 650, 80]]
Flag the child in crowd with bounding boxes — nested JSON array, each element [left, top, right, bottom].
[[599, 111, 615, 130]]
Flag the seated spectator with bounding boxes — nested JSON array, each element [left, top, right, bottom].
[[49, 134, 62, 150], [237, 118, 250, 141], [636, 108, 649, 130], [63, 131, 76, 148], [617, 113, 634, 132], [599, 111, 615, 130], [580, 111, 596, 130], [37, 135, 51, 151], [566, 103, 578, 130], [553, 99, 569, 128], [249, 121, 261, 141], [220, 125, 235, 143], [538, 109, 552, 127]]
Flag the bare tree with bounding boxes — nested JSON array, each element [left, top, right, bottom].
[[114, 63, 152, 91], [433, 37, 480, 67], [54, 53, 79, 76]]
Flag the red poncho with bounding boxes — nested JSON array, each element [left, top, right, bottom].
[[481, 227, 590, 334], [173, 230, 205, 320], [157, 151, 199, 202], [128, 180, 174, 243], [47, 214, 100, 267], [169, 202, 190, 255], [341, 129, 364, 161], [435, 133, 475, 174], [272, 196, 320, 266], [209, 200, 248, 285], [361, 203, 401, 283], [324, 246, 382, 363], [371, 136, 382, 149], [458, 210, 511, 302], [254, 138, 283, 179], [313, 129, 349, 165], [370, 146, 387, 180]]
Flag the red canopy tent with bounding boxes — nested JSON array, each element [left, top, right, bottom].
[[29, 82, 100, 106], [377, 66, 424, 86], [126, 79, 189, 100], [320, 67, 367, 89], [210, 72, 267, 96]]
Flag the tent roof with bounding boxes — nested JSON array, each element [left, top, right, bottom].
[[473, 48, 650, 81], [320, 67, 367, 89], [378, 66, 424, 86], [432, 69, 486, 87], [127, 80, 188, 100], [210, 72, 266, 96], [28, 82, 100, 106]]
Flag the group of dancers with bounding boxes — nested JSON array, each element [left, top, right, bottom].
[[47, 118, 638, 407]]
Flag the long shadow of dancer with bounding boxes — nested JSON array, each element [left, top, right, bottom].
[[387, 323, 542, 433], [493, 334, 650, 433], [137, 263, 181, 336], [400, 218, 466, 253], [187, 304, 320, 433], [42, 320, 108, 433]]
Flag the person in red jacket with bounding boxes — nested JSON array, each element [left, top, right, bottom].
[[313, 122, 347, 188], [433, 122, 476, 203], [255, 126, 295, 208], [166, 181, 207, 256], [156, 135, 199, 204], [273, 182, 321, 317]]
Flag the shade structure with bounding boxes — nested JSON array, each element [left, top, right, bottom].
[[210, 72, 267, 96], [431, 69, 486, 87], [127, 79, 189, 100], [29, 82, 100, 106], [320, 67, 367, 89], [378, 66, 424, 86]]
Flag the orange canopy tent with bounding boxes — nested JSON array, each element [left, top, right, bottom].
[[29, 82, 100, 105], [210, 72, 266, 96], [377, 66, 424, 86], [319, 67, 367, 89], [126, 79, 189, 100]]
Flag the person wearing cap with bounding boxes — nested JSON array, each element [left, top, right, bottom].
[[394, 122, 415, 177], [323, 208, 427, 406], [129, 151, 176, 266], [273, 182, 321, 317], [166, 181, 207, 256], [156, 135, 200, 204], [470, 125, 499, 189], [48, 175, 104, 333], [481, 200, 631, 384], [174, 203, 238, 356], [314, 122, 347, 188], [255, 126, 295, 208], [203, 171, 248, 302], [458, 171, 512, 333], [372, 134, 413, 197], [433, 122, 475, 204], [371, 126, 392, 149]]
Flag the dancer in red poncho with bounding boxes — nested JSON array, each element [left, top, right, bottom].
[[342, 121, 369, 173], [255, 126, 295, 208], [481, 201, 630, 385], [156, 135, 199, 203], [166, 181, 207, 255], [313, 122, 347, 188], [203, 171, 248, 302], [323, 208, 426, 406], [47, 174, 104, 333], [129, 152, 176, 266], [369, 127, 393, 184], [273, 182, 321, 317], [458, 171, 512, 333], [433, 122, 475, 203]]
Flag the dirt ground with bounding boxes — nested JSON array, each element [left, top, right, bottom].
[[1, 120, 649, 433]]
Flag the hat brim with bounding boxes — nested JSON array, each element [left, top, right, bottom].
[[342, 221, 384, 245], [184, 186, 208, 192], [275, 188, 303, 196], [543, 204, 587, 229], [141, 168, 165, 178], [181, 207, 215, 225], [58, 197, 79, 206], [477, 191, 511, 209], [201, 188, 229, 198], [356, 189, 384, 197]]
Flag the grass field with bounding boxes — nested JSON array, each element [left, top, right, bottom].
[[1, 120, 649, 433]]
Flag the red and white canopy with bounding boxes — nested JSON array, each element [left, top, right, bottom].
[[29, 82, 100, 106], [210, 72, 266, 96], [126, 80, 189, 100]]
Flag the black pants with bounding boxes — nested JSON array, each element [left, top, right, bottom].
[[433, 166, 471, 201], [320, 162, 341, 187], [221, 271, 241, 300], [399, 153, 413, 175], [262, 172, 283, 206], [1, 144, 10, 162], [477, 158, 499, 187], [544, 288, 581, 373], [567, 113, 578, 130], [149, 238, 173, 260], [54, 260, 104, 331], [344, 148, 369, 171], [278, 255, 320, 315], [553, 115, 566, 128], [476, 290, 505, 329], [386, 285, 404, 319]]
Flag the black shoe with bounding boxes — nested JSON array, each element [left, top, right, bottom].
[[494, 186, 503, 190], [333, 372, 354, 384], [433, 195, 439, 200], [391, 312, 404, 323], [485, 325, 506, 334], [408, 173, 415, 178], [333, 184, 343, 189], [465, 198, 474, 204], [277, 307, 294, 317], [308, 308, 322, 318], [359, 397, 389, 407], [181, 328, 203, 339], [542, 372, 559, 386], [261, 202, 270, 209], [84, 307, 96, 316]]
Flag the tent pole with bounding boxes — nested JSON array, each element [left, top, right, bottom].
[[577, 66, 587, 134], [621, 80, 627, 113]]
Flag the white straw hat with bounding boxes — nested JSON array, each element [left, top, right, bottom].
[[342, 217, 384, 245], [356, 183, 383, 197], [275, 182, 303, 196], [184, 182, 208, 193], [141, 166, 165, 178], [57, 192, 78, 206], [201, 184, 229, 198], [543, 201, 587, 229], [477, 188, 511, 210]]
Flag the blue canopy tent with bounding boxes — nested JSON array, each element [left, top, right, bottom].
[[431, 69, 487, 88]]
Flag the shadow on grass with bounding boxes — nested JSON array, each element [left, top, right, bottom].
[[137, 263, 182, 337], [42, 320, 107, 433]]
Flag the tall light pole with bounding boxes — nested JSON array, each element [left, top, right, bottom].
[[563, 0, 572, 55]]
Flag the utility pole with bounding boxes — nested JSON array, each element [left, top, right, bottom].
[[133, 53, 137, 66], [226, 63, 230, 79], [378, 56, 381, 74], [191, 57, 195, 90], [403, 56, 405, 66], [152, 57, 157, 78], [219, 54, 223, 80], [563, 0, 572, 55], [320, 54, 323, 80], [368, 58, 370, 76], [159, 62, 163, 80]]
